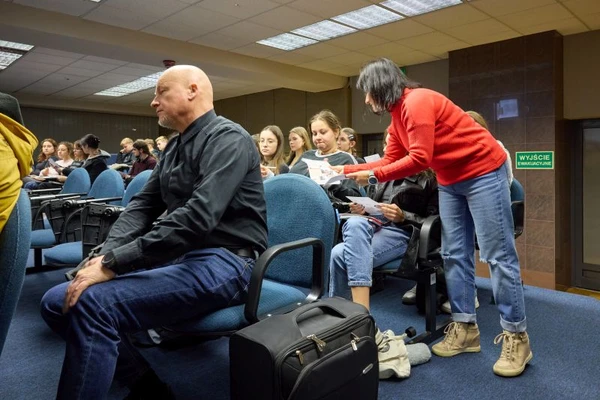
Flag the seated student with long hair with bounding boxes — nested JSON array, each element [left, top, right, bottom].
[[24, 140, 73, 190], [338, 127, 365, 163], [79, 134, 110, 185], [258, 125, 289, 180], [120, 139, 157, 185], [329, 130, 436, 379], [289, 110, 361, 203], [22, 138, 58, 188], [286, 126, 312, 168]]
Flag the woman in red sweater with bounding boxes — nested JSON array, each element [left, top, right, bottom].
[[335, 58, 532, 378]]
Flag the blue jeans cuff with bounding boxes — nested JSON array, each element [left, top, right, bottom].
[[348, 280, 372, 288], [500, 316, 527, 332], [452, 312, 477, 324]]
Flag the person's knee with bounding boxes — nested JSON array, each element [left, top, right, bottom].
[[40, 284, 68, 330], [330, 244, 345, 269], [343, 217, 369, 233]]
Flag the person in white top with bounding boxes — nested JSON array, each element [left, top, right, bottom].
[[40, 141, 74, 177]]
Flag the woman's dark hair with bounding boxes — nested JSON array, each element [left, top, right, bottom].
[[356, 58, 422, 115], [80, 134, 101, 149]]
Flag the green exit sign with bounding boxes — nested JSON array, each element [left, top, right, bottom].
[[515, 151, 554, 169]]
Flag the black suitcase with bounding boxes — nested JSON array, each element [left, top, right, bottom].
[[229, 297, 378, 400]]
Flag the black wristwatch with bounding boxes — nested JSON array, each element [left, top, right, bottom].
[[367, 170, 378, 185], [101, 251, 118, 272]]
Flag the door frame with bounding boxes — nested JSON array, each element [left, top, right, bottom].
[[573, 119, 600, 290]]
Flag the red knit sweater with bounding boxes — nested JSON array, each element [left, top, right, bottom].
[[344, 88, 507, 186]]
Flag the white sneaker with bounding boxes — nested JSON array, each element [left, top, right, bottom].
[[402, 284, 418, 305], [441, 296, 480, 314]]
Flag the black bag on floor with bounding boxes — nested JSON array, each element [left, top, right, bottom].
[[229, 297, 378, 400]]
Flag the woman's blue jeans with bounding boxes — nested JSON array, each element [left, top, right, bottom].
[[329, 217, 410, 299], [40, 248, 254, 400], [439, 163, 526, 332]]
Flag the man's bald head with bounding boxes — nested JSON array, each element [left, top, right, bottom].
[[151, 65, 214, 133]]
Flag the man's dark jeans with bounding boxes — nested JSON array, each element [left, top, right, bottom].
[[41, 248, 253, 400]]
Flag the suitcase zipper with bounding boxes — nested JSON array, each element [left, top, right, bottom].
[[274, 313, 374, 398]]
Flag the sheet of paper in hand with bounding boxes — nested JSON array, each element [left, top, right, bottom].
[[345, 196, 382, 215], [363, 153, 381, 163], [302, 159, 346, 187]]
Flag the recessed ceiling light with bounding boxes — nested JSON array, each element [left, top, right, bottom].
[[380, 0, 462, 17], [332, 5, 404, 30], [95, 71, 162, 97], [0, 40, 34, 70], [88, 0, 102, 3], [291, 20, 357, 41], [257, 33, 317, 51]]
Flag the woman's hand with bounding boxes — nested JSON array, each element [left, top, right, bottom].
[[378, 203, 405, 223], [346, 170, 370, 186], [349, 203, 366, 215], [41, 168, 50, 176], [260, 165, 274, 179], [330, 165, 344, 174]]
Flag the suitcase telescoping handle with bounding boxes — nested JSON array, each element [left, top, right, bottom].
[[289, 298, 368, 325]]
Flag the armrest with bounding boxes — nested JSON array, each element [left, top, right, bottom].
[[418, 215, 441, 260], [511, 200, 524, 239], [62, 197, 123, 209], [32, 195, 84, 229], [27, 188, 62, 197], [244, 237, 325, 324]]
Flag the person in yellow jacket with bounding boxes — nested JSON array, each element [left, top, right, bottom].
[[0, 93, 37, 233]]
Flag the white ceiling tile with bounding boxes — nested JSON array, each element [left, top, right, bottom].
[[366, 19, 434, 41], [360, 42, 415, 58], [142, 23, 208, 41], [148, 5, 240, 39], [17, 83, 65, 96], [231, 43, 286, 58], [53, 67, 104, 78], [469, 0, 557, 17], [422, 39, 470, 58], [327, 33, 389, 51], [107, 66, 159, 77], [190, 32, 250, 50], [324, 65, 360, 77], [197, 0, 281, 19], [561, 0, 600, 16], [413, 3, 489, 30], [397, 32, 468, 51], [13, 0, 98, 16], [8, 60, 64, 73], [324, 51, 373, 66], [31, 48, 85, 59], [497, 3, 574, 30], [214, 21, 284, 43], [579, 11, 600, 29], [103, 0, 190, 19], [443, 19, 517, 43], [84, 5, 161, 30], [37, 73, 89, 86], [268, 52, 318, 65], [248, 6, 321, 31], [67, 60, 118, 73], [288, 0, 373, 19], [519, 17, 589, 36], [20, 52, 79, 66], [463, 30, 521, 46], [390, 51, 440, 67], [82, 56, 128, 66], [299, 59, 345, 72], [294, 42, 348, 58]]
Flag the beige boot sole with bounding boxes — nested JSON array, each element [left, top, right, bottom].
[[432, 344, 481, 357], [493, 351, 533, 377]]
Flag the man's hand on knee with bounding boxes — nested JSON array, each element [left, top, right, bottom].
[[63, 256, 116, 314]]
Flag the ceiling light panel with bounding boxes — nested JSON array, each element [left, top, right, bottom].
[[257, 33, 318, 51], [0, 39, 34, 70], [292, 20, 357, 41], [332, 5, 404, 30], [380, 0, 462, 17], [95, 71, 161, 97]]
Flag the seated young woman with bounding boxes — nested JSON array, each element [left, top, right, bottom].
[[79, 134, 110, 185], [22, 138, 58, 189], [286, 126, 312, 168], [258, 125, 289, 180], [329, 131, 438, 380], [34, 141, 76, 190], [338, 127, 365, 163], [289, 110, 361, 202]]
